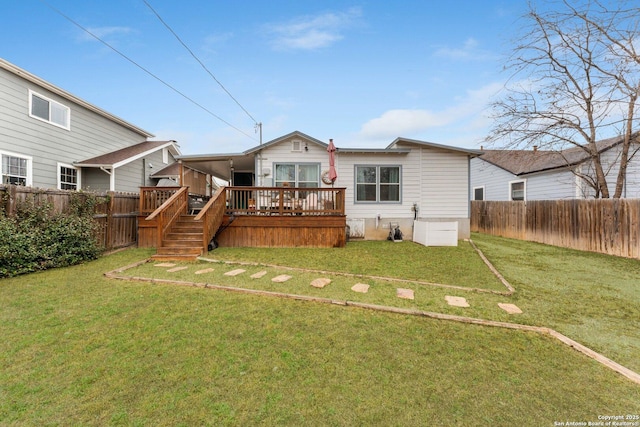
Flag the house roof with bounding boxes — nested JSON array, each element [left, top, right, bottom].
[[0, 58, 154, 138], [480, 134, 632, 175], [245, 130, 328, 154], [388, 137, 484, 156], [75, 140, 180, 169]]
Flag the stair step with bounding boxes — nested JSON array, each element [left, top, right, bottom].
[[166, 232, 203, 240], [163, 240, 203, 248], [156, 246, 203, 256]]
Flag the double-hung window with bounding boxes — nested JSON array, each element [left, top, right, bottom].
[[58, 164, 79, 190], [510, 180, 526, 201], [29, 90, 70, 130], [274, 163, 319, 188], [355, 165, 401, 203], [1, 151, 32, 186]]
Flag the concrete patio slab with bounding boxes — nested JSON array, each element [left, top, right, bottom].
[[445, 296, 470, 307], [311, 278, 331, 288], [251, 271, 268, 279], [498, 303, 523, 314], [351, 283, 370, 293], [224, 269, 246, 277], [271, 274, 292, 283], [397, 288, 414, 300], [167, 266, 188, 273]]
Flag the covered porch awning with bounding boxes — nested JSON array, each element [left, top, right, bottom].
[[175, 152, 255, 182]]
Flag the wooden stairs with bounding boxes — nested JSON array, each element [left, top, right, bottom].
[[152, 214, 205, 261]]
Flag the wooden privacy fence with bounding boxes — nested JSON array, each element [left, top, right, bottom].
[[0, 185, 139, 251], [471, 200, 640, 259]]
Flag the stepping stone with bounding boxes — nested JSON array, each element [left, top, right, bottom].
[[351, 283, 370, 293], [498, 303, 523, 314], [271, 274, 292, 283], [251, 270, 268, 279], [396, 288, 414, 300], [445, 296, 470, 307], [155, 263, 175, 267], [195, 268, 215, 275], [167, 266, 188, 273], [224, 269, 246, 277], [311, 278, 331, 288]]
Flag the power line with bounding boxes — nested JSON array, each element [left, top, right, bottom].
[[143, 0, 259, 125], [37, 0, 257, 142]]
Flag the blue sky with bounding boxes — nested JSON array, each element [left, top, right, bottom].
[[2, 0, 535, 154]]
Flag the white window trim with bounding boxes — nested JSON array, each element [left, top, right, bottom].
[[1, 150, 33, 186], [28, 89, 71, 131], [57, 162, 81, 190], [472, 185, 485, 201], [509, 179, 526, 201], [273, 162, 320, 187], [162, 148, 169, 164], [354, 165, 402, 204]]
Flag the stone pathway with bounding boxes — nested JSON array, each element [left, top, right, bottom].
[[156, 262, 524, 315]]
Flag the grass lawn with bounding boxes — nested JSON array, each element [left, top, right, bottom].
[[1, 236, 639, 426]]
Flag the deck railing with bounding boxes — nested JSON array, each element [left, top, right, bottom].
[[194, 187, 226, 251], [225, 186, 345, 216], [139, 187, 181, 216], [145, 186, 189, 248]]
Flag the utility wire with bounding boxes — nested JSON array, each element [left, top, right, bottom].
[[38, 0, 257, 142], [142, 0, 259, 125]]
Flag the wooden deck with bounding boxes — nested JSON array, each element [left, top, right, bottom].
[[138, 186, 347, 256]]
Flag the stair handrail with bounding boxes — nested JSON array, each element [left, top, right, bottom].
[[194, 186, 226, 252], [145, 186, 189, 248]]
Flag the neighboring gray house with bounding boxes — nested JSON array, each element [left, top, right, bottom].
[[471, 135, 640, 201], [0, 58, 180, 192], [177, 131, 482, 240]]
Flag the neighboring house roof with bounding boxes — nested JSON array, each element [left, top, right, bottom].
[[75, 140, 180, 168], [150, 162, 180, 178], [480, 134, 634, 175], [0, 58, 154, 138]]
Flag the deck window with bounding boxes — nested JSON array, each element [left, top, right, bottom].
[[510, 180, 526, 201], [274, 163, 319, 188], [58, 164, 79, 190], [1, 152, 31, 186], [29, 90, 70, 130], [355, 165, 401, 203]]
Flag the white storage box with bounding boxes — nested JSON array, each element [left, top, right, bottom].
[[413, 221, 458, 246]]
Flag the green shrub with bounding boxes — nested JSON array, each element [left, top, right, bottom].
[[0, 195, 102, 278]]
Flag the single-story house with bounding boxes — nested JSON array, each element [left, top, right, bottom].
[[177, 131, 482, 240], [470, 134, 640, 201]]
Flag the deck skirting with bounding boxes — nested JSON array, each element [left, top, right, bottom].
[[216, 214, 347, 248]]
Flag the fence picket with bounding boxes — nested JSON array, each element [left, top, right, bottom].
[[471, 199, 640, 259]]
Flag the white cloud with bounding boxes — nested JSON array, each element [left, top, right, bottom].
[[78, 26, 133, 42], [434, 37, 497, 61], [356, 82, 504, 143], [264, 7, 362, 51]]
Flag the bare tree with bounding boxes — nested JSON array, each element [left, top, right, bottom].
[[487, 0, 640, 198]]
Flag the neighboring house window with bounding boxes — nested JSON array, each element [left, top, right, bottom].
[[355, 165, 401, 203], [510, 180, 526, 201], [1, 151, 32, 186], [473, 186, 484, 201], [58, 163, 79, 190], [274, 163, 319, 187], [29, 90, 70, 130], [162, 148, 169, 164]]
